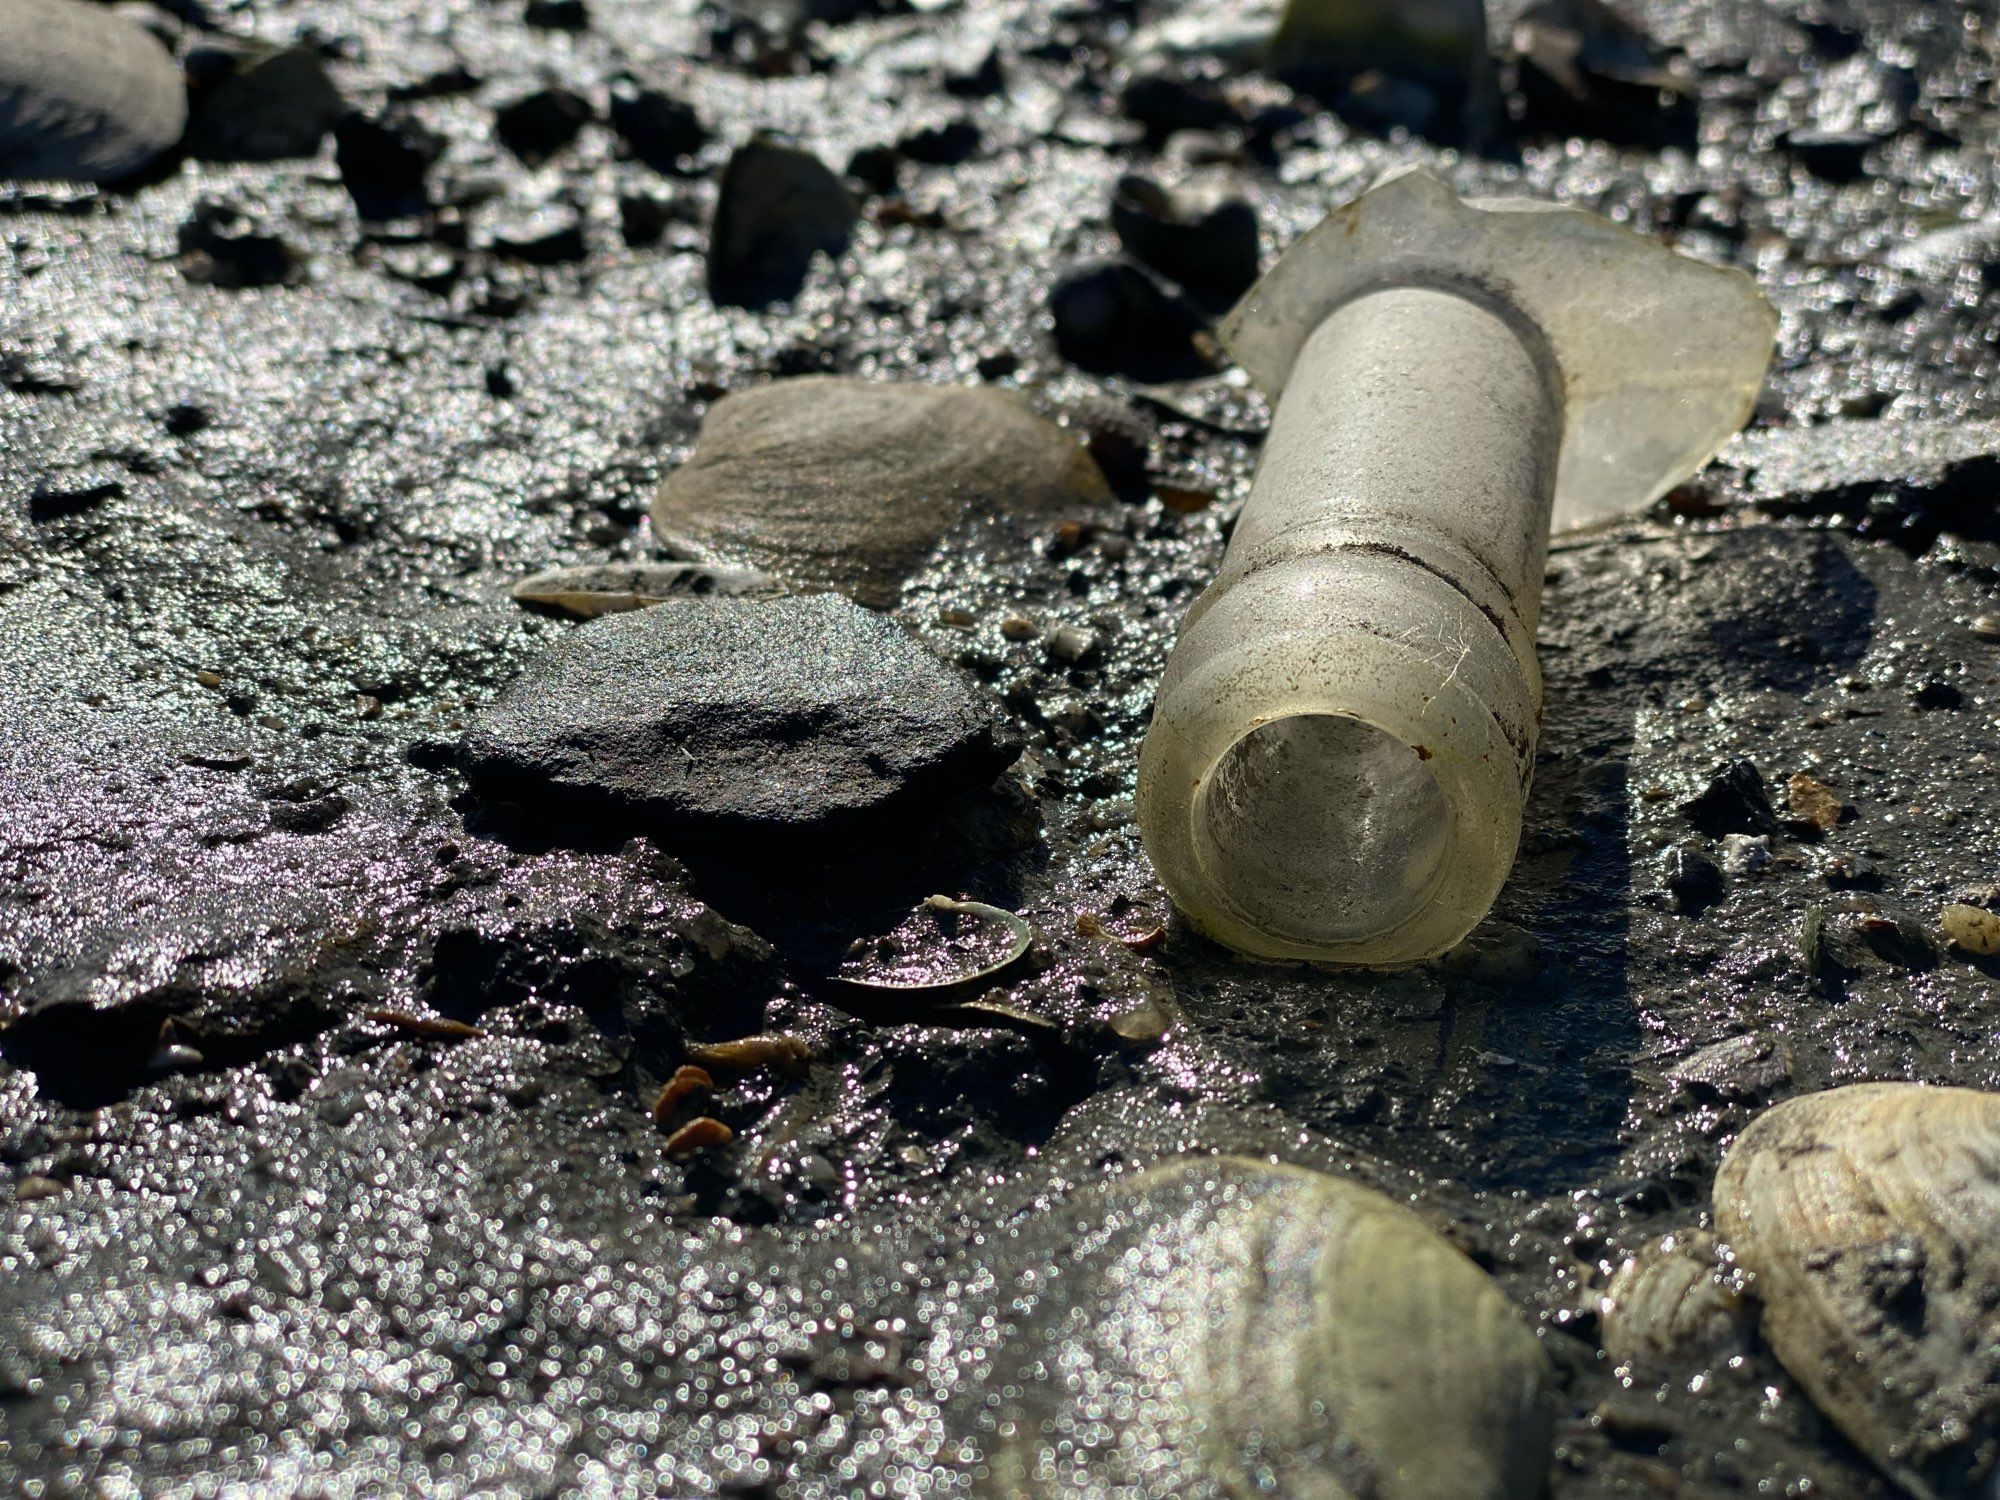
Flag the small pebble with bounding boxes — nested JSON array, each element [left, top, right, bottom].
[[1050, 257, 1210, 382], [1047, 624, 1099, 664], [1971, 614, 2000, 642], [1785, 772, 1845, 831], [1661, 846, 1724, 913], [608, 84, 706, 172], [1940, 903, 2000, 957], [494, 87, 592, 162], [999, 614, 1039, 642], [1719, 834, 1771, 877], [1155, 484, 1214, 514], [707, 138, 855, 310]]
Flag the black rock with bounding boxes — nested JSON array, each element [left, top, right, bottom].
[[0, 0, 187, 182], [1681, 760, 1779, 838], [459, 595, 1024, 837], [1119, 69, 1243, 147], [183, 43, 344, 162], [387, 61, 483, 101], [619, 189, 675, 246], [1507, 0, 1696, 150], [177, 200, 300, 288], [524, 0, 588, 29], [1109, 175, 1260, 310], [844, 143, 900, 195], [1049, 257, 1210, 381], [1660, 845, 1725, 914], [897, 119, 982, 166], [494, 87, 593, 163], [1245, 102, 1312, 164], [943, 48, 1005, 99], [29, 469, 123, 522], [609, 86, 708, 173], [706, 138, 856, 309], [483, 202, 588, 264], [1913, 677, 1965, 711], [333, 111, 440, 221], [1785, 128, 1874, 184], [161, 402, 211, 436]]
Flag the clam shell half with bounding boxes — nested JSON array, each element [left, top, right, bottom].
[[1715, 1083, 2000, 1499], [982, 1155, 1553, 1499]]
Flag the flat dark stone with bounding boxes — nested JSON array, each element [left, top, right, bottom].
[[460, 595, 1022, 836]]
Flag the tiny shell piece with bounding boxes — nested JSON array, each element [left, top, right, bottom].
[[663, 1116, 734, 1157], [1599, 1230, 1751, 1365], [510, 561, 783, 619], [651, 1065, 715, 1125]]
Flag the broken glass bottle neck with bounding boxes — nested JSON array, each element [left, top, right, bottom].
[[1210, 284, 1563, 633], [1137, 284, 1564, 963]]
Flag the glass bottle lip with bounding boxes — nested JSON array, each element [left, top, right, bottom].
[[1189, 709, 1456, 952]]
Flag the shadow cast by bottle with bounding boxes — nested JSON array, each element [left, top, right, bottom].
[[1430, 524, 1879, 1199]]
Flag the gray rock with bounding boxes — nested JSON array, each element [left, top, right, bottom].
[[460, 594, 1023, 836], [706, 138, 856, 309], [0, 0, 187, 182], [651, 377, 1113, 608]]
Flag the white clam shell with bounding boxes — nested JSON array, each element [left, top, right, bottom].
[[1599, 1229, 1751, 1366], [983, 1156, 1553, 1499], [1714, 1083, 2000, 1499], [509, 561, 783, 618]]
